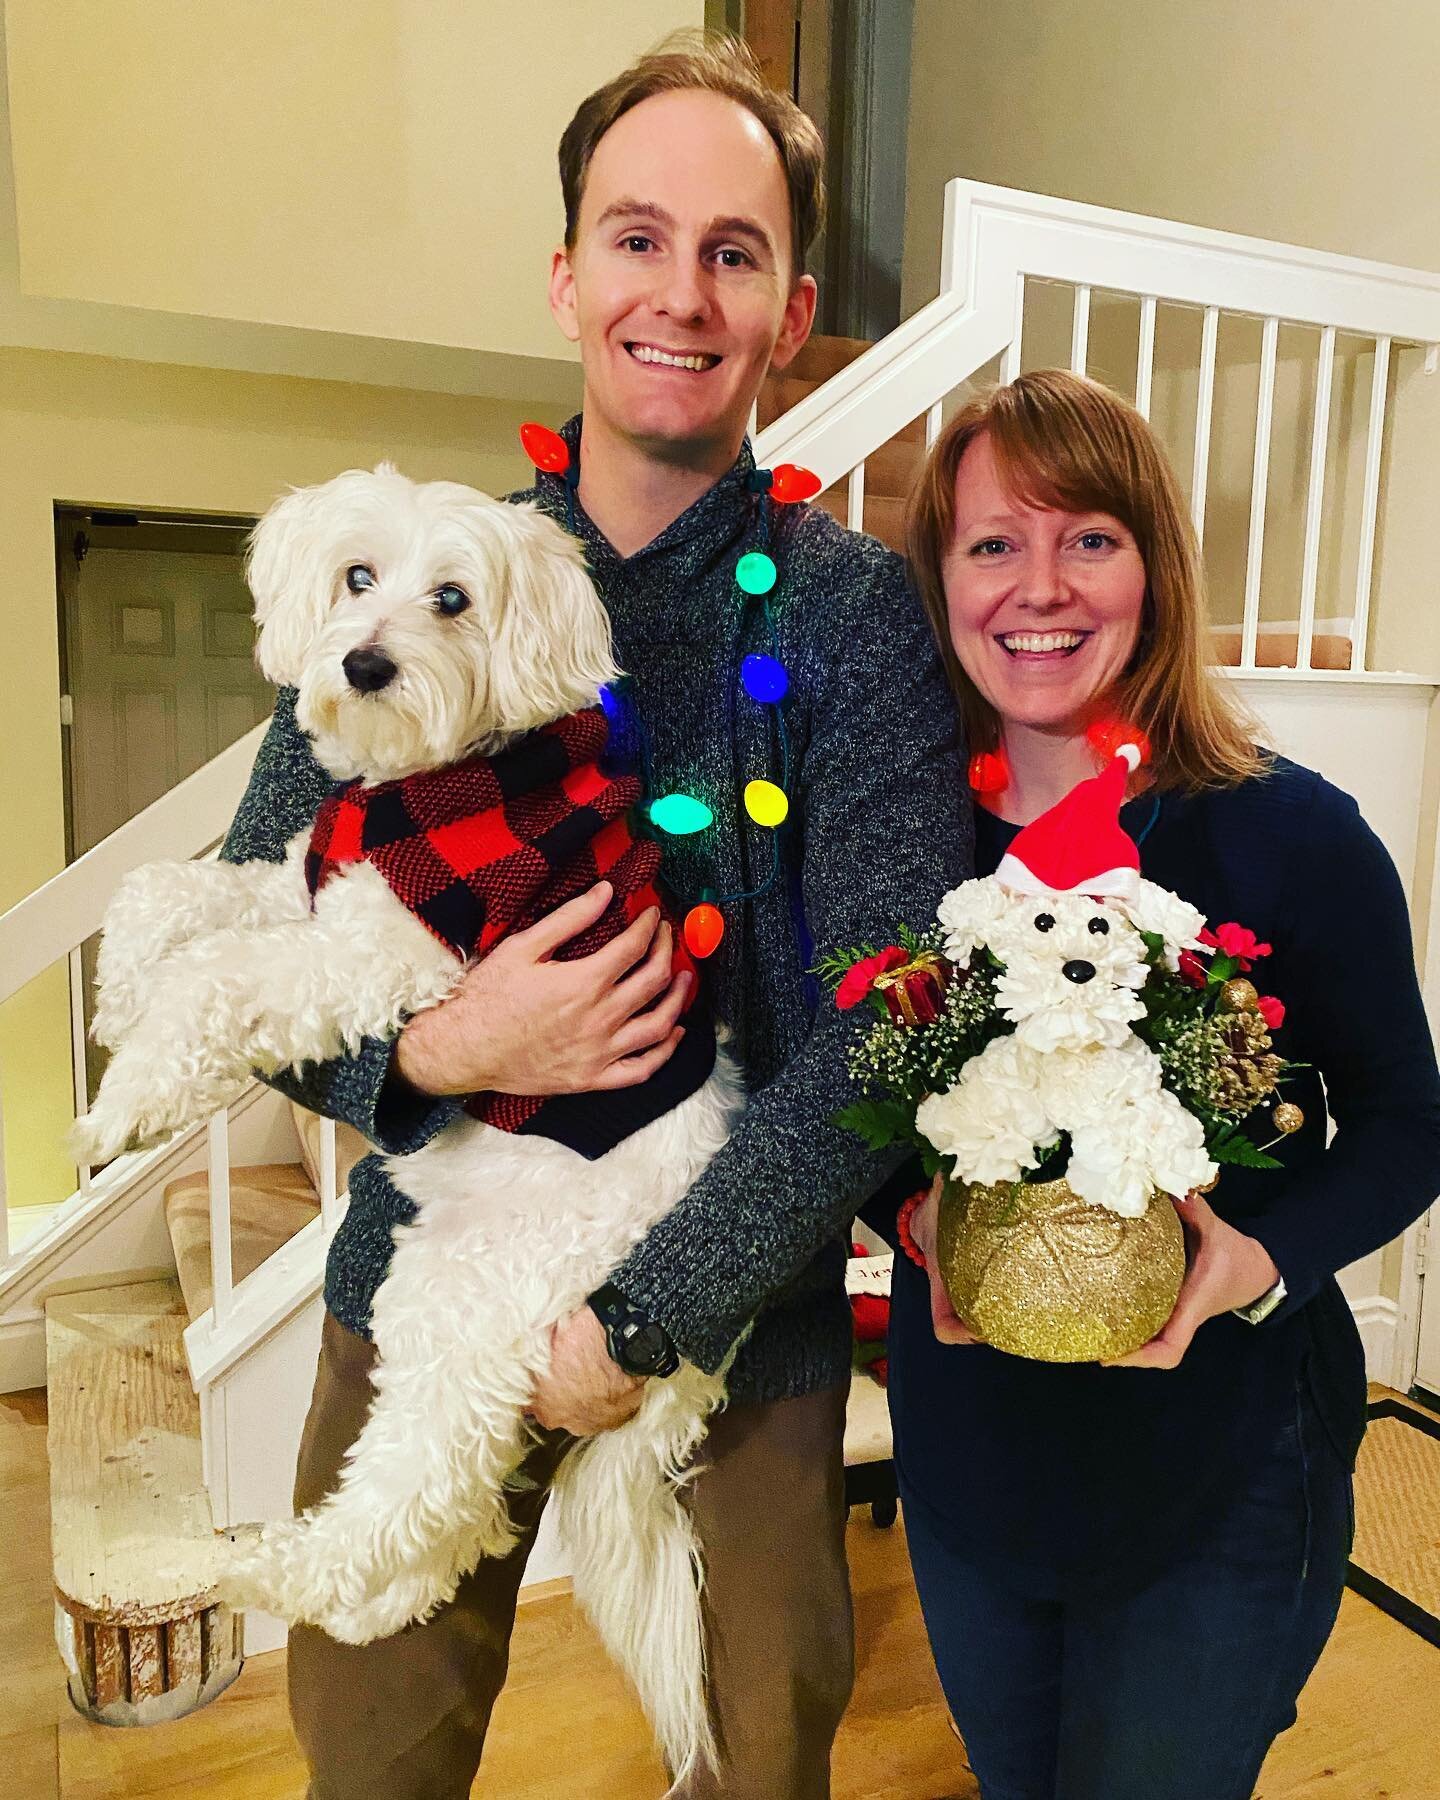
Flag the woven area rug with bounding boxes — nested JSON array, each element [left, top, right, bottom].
[[1346, 1398, 1440, 1648]]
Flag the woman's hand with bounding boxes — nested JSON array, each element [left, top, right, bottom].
[[910, 1173, 984, 1346], [395, 882, 691, 1098], [1102, 1191, 1281, 1370]]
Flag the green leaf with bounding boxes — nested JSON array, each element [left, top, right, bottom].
[[832, 1098, 915, 1153], [1207, 1123, 1282, 1170]]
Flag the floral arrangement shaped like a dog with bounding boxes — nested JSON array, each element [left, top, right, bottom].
[[68, 465, 745, 1785], [820, 738, 1303, 1362]]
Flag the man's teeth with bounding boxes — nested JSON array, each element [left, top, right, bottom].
[[1000, 632, 1086, 654], [630, 345, 718, 370]]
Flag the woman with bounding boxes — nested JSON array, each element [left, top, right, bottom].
[[886, 369, 1440, 1799]]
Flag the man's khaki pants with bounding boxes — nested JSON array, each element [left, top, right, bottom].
[[287, 1310, 855, 1798]]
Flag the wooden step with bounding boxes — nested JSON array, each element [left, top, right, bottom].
[[787, 332, 875, 385], [46, 1280, 241, 1725], [164, 1163, 322, 1324], [1208, 629, 1354, 671], [289, 1102, 370, 1205], [813, 489, 907, 555]]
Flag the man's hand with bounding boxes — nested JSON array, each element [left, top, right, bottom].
[[910, 1173, 983, 1346], [1102, 1191, 1281, 1370], [528, 1306, 646, 1436], [395, 881, 691, 1098]]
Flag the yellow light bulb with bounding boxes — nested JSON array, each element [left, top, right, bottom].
[[744, 779, 789, 828]]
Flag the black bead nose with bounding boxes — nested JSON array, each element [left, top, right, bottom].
[[342, 646, 397, 693], [1061, 959, 1096, 985]]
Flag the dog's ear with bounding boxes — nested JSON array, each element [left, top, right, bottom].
[[486, 502, 621, 730], [246, 473, 366, 686]]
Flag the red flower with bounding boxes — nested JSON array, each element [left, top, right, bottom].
[[1177, 950, 1208, 988], [836, 946, 907, 1010], [1256, 994, 1286, 1030], [1199, 922, 1272, 970]]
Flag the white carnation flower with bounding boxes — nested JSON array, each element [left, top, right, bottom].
[[936, 876, 1010, 968], [1117, 879, 1207, 969]]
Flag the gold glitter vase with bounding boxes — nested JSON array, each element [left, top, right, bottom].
[[935, 1176, 1186, 1363]]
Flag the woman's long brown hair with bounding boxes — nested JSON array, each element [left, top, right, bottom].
[[905, 369, 1263, 791]]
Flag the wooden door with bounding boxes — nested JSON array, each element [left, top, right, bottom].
[[63, 522, 270, 858]]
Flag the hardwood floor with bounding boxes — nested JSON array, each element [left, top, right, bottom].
[[3, 1384, 1435, 1798]]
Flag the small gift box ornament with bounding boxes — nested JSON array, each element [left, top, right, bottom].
[[872, 950, 949, 1028]]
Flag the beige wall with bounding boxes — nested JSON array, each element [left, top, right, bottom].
[[902, 0, 1440, 684], [4, 0, 698, 363], [0, 347, 554, 1209]]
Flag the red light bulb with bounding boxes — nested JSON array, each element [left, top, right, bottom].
[[684, 903, 726, 960], [520, 422, 570, 474], [770, 463, 822, 504]]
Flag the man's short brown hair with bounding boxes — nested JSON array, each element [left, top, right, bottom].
[[558, 30, 825, 281]]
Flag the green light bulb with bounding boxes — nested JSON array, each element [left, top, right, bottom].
[[735, 551, 778, 596], [649, 792, 714, 835]]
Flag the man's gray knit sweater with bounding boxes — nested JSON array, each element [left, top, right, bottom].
[[221, 418, 972, 1403]]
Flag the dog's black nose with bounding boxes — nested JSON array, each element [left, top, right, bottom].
[[1061, 959, 1096, 985], [342, 646, 398, 693]]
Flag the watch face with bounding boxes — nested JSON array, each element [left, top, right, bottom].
[[624, 1322, 669, 1375]]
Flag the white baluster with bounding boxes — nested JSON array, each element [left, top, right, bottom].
[[925, 402, 943, 449], [1241, 316, 1280, 669], [1296, 326, 1336, 672], [67, 947, 92, 1194], [847, 462, 866, 532], [1135, 296, 1157, 419], [1351, 336, 1391, 674], [1192, 306, 1219, 550], [207, 1112, 234, 1326], [1070, 285, 1091, 375], [319, 1116, 340, 1234], [1001, 274, 1025, 383]]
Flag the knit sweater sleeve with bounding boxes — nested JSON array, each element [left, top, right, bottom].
[[607, 552, 972, 1373], [220, 687, 462, 1155], [1246, 777, 1440, 1317]]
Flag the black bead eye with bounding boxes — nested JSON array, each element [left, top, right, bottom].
[[1088, 917, 1110, 935], [434, 584, 471, 617], [1034, 912, 1056, 932], [345, 564, 376, 594]]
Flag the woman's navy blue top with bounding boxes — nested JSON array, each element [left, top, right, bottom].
[[882, 755, 1440, 1600]]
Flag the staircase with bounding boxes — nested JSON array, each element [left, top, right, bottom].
[[3, 177, 1440, 1728], [42, 1105, 368, 1719], [760, 333, 923, 553]]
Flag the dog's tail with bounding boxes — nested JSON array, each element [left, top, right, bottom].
[[551, 1367, 725, 1788]]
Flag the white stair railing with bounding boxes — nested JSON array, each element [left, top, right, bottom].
[[0, 721, 268, 1266], [757, 179, 1440, 680]]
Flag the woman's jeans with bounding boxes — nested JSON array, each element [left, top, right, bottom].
[[901, 1375, 1353, 1800]]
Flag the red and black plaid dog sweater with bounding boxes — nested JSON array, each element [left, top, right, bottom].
[[305, 707, 714, 1159]]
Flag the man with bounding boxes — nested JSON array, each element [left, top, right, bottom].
[[224, 32, 970, 1799]]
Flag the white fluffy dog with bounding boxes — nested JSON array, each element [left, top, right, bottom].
[[71, 465, 744, 1783], [917, 879, 1217, 1215]]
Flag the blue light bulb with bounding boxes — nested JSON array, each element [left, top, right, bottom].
[[741, 654, 789, 704]]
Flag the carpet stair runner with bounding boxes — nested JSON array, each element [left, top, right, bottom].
[[45, 1106, 364, 1724]]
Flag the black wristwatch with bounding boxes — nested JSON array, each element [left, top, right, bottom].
[[587, 1282, 680, 1379]]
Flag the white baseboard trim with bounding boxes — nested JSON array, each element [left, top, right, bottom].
[[1349, 1294, 1399, 1383], [0, 1313, 47, 1393]]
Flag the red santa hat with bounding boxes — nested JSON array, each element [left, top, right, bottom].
[[995, 743, 1145, 900]]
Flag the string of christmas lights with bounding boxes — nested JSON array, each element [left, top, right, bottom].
[[520, 422, 821, 959]]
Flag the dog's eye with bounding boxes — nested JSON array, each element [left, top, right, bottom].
[[1034, 912, 1056, 932], [345, 565, 376, 594], [1088, 917, 1110, 936], [434, 584, 471, 617]]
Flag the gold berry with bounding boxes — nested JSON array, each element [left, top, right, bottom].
[[1272, 1102, 1304, 1135], [1219, 978, 1259, 1014]]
